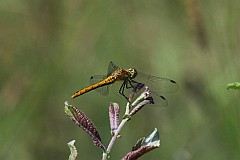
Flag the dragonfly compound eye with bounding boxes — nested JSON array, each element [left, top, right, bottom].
[[128, 68, 137, 79]]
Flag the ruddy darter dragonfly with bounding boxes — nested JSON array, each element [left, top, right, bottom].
[[71, 62, 178, 106]]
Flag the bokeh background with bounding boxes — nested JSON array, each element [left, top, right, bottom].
[[1, 0, 240, 159]]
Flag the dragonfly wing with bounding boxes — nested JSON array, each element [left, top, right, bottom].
[[109, 80, 126, 97], [126, 81, 168, 107], [107, 61, 120, 76], [89, 75, 109, 95], [117, 80, 168, 107], [134, 72, 179, 94], [150, 91, 168, 107]]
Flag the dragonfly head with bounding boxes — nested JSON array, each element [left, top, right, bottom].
[[127, 68, 137, 79]]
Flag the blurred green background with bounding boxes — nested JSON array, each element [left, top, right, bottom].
[[1, 0, 240, 159]]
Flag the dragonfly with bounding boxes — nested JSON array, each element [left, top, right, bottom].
[[71, 62, 178, 106]]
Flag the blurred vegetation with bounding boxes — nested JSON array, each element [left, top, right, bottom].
[[0, 0, 240, 159]]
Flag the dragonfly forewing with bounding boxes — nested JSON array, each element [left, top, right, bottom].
[[123, 81, 169, 107], [134, 72, 179, 94], [107, 61, 120, 77]]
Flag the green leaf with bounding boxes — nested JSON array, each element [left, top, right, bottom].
[[227, 82, 240, 90], [123, 128, 160, 160], [65, 101, 73, 117], [141, 128, 160, 147], [67, 140, 78, 160]]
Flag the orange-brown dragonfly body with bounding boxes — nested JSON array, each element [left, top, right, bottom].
[[71, 67, 137, 98], [71, 62, 178, 106]]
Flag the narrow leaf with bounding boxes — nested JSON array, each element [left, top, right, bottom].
[[227, 82, 240, 90], [67, 140, 78, 160], [130, 95, 154, 117], [65, 102, 106, 151], [109, 103, 120, 135]]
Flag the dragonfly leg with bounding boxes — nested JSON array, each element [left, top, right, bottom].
[[128, 80, 141, 88], [119, 80, 128, 100], [125, 81, 132, 89]]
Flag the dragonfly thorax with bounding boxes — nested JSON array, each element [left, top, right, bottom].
[[127, 68, 137, 79]]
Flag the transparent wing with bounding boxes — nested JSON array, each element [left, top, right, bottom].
[[107, 61, 120, 76], [126, 81, 168, 107], [89, 75, 109, 95], [134, 72, 179, 94], [150, 91, 168, 107], [109, 80, 126, 97]]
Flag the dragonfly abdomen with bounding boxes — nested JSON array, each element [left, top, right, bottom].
[[71, 76, 117, 98]]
